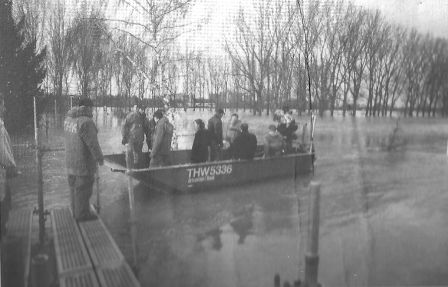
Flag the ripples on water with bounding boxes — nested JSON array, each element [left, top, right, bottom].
[[9, 109, 448, 286]]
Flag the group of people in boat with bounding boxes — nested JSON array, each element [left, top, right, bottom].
[[121, 104, 301, 168], [192, 109, 259, 163], [191, 107, 299, 164]]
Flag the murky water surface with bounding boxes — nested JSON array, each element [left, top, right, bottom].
[[9, 109, 448, 286]]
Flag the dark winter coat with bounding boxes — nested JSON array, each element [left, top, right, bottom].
[[208, 114, 223, 146], [146, 117, 156, 149], [191, 129, 211, 163], [121, 111, 152, 146], [151, 117, 173, 158], [233, 131, 257, 160], [277, 120, 298, 142], [64, 107, 103, 176]]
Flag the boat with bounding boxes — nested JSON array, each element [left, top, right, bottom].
[[104, 146, 315, 192]]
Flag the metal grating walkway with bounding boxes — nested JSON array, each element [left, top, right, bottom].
[[59, 269, 100, 287], [97, 263, 141, 287], [5, 208, 33, 287], [6, 209, 33, 287], [78, 220, 124, 267], [52, 207, 140, 287], [79, 218, 141, 287], [6, 208, 32, 236], [52, 208, 92, 276]]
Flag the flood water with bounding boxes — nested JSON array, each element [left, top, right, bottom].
[[9, 109, 448, 287]]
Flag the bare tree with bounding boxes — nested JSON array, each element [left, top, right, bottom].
[[339, 7, 369, 116], [46, 0, 70, 117], [66, 7, 111, 99], [13, 0, 48, 49], [109, 0, 196, 102], [225, 1, 279, 115]]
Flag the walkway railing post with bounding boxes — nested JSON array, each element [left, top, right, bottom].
[[125, 144, 138, 270], [34, 96, 45, 247], [95, 164, 100, 214], [304, 181, 321, 287]]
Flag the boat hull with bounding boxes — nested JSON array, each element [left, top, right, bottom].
[[104, 150, 314, 192]]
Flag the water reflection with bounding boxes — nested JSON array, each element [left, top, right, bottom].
[[11, 109, 448, 286], [125, 176, 309, 287]]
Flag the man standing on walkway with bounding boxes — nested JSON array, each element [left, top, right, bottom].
[[64, 97, 104, 221], [121, 103, 152, 167], [150, 109, 173, 167], [208, 108, 224, 161]]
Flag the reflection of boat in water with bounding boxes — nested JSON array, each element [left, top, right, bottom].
[[104, 146, 314, 192]]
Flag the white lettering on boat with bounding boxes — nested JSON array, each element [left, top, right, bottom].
[[186, 164, 232, 184]]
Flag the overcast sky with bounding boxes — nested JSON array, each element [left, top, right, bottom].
[[354, 0, 448, 38], [179, 0, 448, 55], [66, 0, 448, 55]]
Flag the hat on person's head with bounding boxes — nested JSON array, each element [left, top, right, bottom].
[[78, 97, 94, 107], [194, 118, 205, 129], [154, 109, 163, 119], [138, 104, 147, 112], [240, 123, 248, 132], [216, 108, 225, 115], [136, 101, 146, 110], [268, 124, 276, 131]]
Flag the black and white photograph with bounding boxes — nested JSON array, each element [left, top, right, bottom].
[[1, 0, 448, 286]]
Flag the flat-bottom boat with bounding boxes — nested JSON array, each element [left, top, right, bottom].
[[104, 146, 314, 192]]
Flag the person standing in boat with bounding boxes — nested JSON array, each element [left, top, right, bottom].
[[150, 109, 173, 167], [121, 103, 152, 167], [64, 97, 104, 221], [264, 124, 284, 157], [146, 114, 156, 151], [225, 113, 241, 156], [208, 108, 225, 161], [191, 119, 211, 163], [277, 107, 298, 153], [232, 123, 257, 160]]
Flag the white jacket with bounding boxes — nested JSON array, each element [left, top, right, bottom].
[[0, 118, 16, 169]]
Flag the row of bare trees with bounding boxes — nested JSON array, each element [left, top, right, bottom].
[[12, 0, 448, 117], [224, 0, 448, 117]]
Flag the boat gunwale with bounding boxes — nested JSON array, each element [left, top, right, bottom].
[[103, 150, 315, 173]]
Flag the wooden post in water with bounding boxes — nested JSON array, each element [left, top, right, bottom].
[[125, 144, 138, 269], [34, 97, 45, 247], [54, 98, 58, 127], [304, 181, 321, 287], [95, 164, 100, 214]]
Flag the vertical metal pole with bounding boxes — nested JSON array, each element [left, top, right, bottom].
[[54, 98, 57, 127], [95, 165, 100, 214], [309, 114, 316, 153], [34, 97, 45, 247], [304, 182, 321, 287], [125, 144, 138, 269]]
